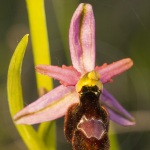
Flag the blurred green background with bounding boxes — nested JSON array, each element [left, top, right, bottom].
[[0, 0, 150, 150]]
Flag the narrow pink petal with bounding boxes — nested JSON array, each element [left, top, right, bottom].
[[36, 65, 81, 86], [101, 88, 135, 126], [96, 58, 133, 84], [14, 85, 79, 124], [69, 3, 95, 73]]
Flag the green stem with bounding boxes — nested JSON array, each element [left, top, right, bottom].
[[25, 0, 56, 149], [109, 126, 120, 150], [26, 0, 52, 92], [38, 121, 56, 150]]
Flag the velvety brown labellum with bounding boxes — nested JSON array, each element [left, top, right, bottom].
[[64, 86, 110, 150]]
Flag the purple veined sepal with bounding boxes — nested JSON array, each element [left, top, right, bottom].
[[14, 85, 79, 124], [69, 3, 95, 73], [101, 88, 135, 126]]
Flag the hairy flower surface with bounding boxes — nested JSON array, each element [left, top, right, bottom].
[[14, 3, 135, 126]]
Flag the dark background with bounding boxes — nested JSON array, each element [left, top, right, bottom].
[[0, 0, 150, 150]]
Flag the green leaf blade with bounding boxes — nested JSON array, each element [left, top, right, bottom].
[[7, 34, 48, 150]]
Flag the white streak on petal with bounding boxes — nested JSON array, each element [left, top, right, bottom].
[[81, 4, 95, 72]]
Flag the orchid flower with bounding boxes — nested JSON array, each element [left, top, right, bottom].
[[14, 3, 135, 126]]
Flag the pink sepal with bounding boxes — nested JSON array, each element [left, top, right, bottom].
[[69, 3, 95, 73], [14, 85, 79, 124], [101, 88, 135, 126]]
